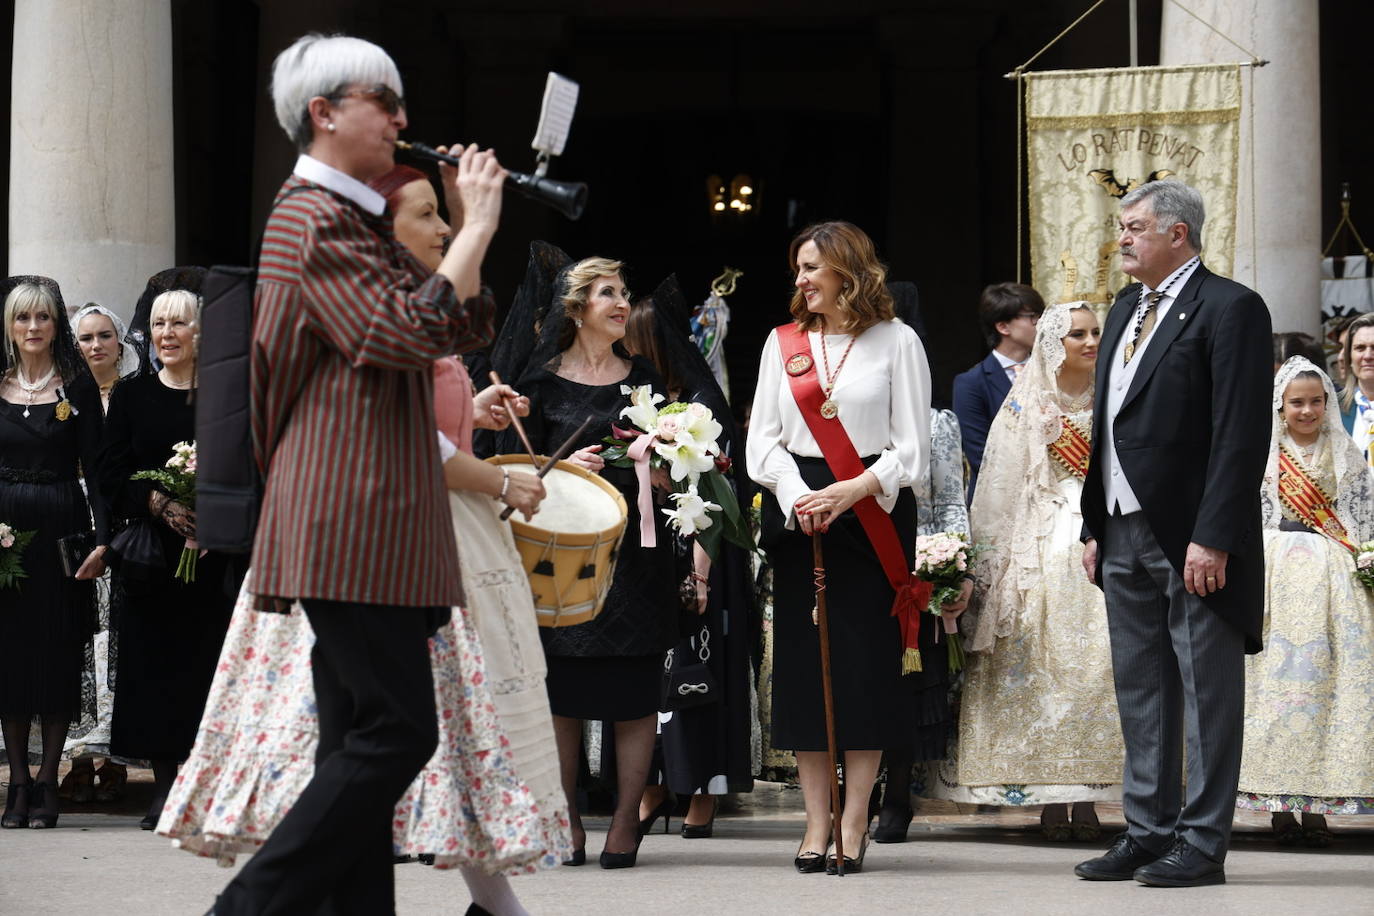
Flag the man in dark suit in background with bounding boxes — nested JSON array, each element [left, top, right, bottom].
[[952, 282, 1045, 500], [1076, 180, 1271, 887]]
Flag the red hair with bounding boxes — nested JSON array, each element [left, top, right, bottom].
[[368, 164, 431, 212]]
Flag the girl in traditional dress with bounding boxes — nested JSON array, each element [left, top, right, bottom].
[[956, 302, 1124, 840], [1236, 356, 1374, 845]]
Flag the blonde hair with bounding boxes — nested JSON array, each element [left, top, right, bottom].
[[149, 289, 203, 362], [787, 221, 893, 333], [557, 257, 625, 352], [3, 282, 59, 368]]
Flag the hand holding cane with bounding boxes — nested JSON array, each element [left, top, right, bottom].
[[488, 371, 540, 468], [813, 532, 845, 876]]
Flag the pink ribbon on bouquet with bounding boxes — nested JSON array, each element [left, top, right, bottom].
[[627, 433, 657, 548]]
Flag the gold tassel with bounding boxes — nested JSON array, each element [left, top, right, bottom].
[[901, 647, 923, 674]]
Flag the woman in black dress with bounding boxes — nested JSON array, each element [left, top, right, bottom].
[[626, 278, 756, 838], [101, 288, 237, 828], [492, 253, 675, 869], [0, 276, 109, 830]]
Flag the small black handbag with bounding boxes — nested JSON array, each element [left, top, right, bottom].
[[56, 532, 95, 577], [661, 625, 718, 712]]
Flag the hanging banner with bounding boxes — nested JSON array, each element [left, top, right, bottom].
[[1025, 64, 1241, 311]]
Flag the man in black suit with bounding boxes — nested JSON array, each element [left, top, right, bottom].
[[1075, 180, 1271, 887], [952, 282, 1044, 499]]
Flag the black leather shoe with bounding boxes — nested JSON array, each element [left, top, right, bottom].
[[794, 850, 827, 874], [1133, 838, 1225, 887], [1074, 832, 1161, 881], [872, 806, 913, 844]]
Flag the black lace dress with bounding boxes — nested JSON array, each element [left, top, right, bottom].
[[515, 357, 676, 721], [100, 375, 238, 760], [0, 380, 107, 721]]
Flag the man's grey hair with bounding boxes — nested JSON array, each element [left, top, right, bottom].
[[1120, 179, 1205, 252], [270, 33, 403, 151]]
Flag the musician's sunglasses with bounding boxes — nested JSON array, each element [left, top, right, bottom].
[[330, 85, 406, 116]]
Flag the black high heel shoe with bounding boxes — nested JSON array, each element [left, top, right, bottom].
[[826, 832, 871, 875], [638, 796, 674, 837], [27, 781, 59, 829], [794, 849, 827, 874], [871, 806, 913, 844], [562, 847, 587, 866], [681, 796, 718, 839], [2, 781, 31, 829], [600, 822, 644, 870]]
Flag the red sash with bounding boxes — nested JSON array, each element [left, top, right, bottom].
[[777, 323, 930, 674], [1277, 446, 1356, 551]]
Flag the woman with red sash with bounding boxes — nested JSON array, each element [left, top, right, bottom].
[[1236, 357, 1374, 845], [747, 221, 940, 875]]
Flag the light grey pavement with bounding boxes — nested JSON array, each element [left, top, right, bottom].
[[3, 781, 1371, 915]]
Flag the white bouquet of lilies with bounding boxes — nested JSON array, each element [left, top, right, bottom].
[[1354, 541, 1374, 591], [602, 385, 752, 557]]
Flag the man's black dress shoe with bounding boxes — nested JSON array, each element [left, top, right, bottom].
[[1133, 837, 1225, 887], [1074, 832, 1161, 881]]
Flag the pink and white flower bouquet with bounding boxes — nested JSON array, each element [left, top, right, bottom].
[[602, 385, 752, 557], [913, 531, 982, 672], [0, 521, 36, 589], [1354, 541, 1374, 591], [132, 440, 199, 583]]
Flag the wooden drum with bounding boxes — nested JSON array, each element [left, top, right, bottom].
[[487, 455, 628, 627]]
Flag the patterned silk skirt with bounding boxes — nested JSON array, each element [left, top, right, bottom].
[[951, 476, 1123, 803], [158, 492, 571, 873], [1236, 530, 1374, 815]]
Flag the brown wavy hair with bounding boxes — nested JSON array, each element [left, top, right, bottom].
[[787, 221, 893, 333]]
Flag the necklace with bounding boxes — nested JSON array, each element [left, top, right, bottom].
[[13, 363, 56, 417], [159, 368, 194, 390], [818, 329, 858, 420]]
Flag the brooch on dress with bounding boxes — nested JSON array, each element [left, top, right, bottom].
[[53, 387, 75, 421], [785, 353, 813, 377]]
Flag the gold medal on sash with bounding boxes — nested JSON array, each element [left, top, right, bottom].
[[54, 399, 72, 421]]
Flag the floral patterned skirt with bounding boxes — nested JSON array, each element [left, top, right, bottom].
[[158, 494, 571, 874], [1235, 530, 1374, 813]]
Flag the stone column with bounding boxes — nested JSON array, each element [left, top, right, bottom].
[[9, 0, 175, 321], [1161, 0, 1321, 334]]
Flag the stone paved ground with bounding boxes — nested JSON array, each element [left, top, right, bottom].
[[3, 774, 1371, 915]]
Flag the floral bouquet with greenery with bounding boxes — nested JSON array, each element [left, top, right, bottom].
[[0, 522, 36, 589], [602, 385, 753, 558], [1355, 541, 1374, 591], [132, 440, 198, 583], [913, 531, 983, 672]]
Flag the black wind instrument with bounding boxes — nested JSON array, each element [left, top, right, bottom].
[[394, 140, 588, 221]]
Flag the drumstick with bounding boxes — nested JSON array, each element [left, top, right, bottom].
[[499, 414, 596, 521], [488, 370, 541, 469]]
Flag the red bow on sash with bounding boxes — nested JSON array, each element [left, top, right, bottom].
[[777, 323, 927, 673]]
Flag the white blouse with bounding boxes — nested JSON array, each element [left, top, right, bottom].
[[747, 318, 931, 526]]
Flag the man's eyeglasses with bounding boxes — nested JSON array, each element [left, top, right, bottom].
[[331, 85, 405, 116], [1017, 311, 1040, 323]]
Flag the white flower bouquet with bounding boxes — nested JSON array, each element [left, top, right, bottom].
[[601, 385, 752, 557], [0, 521, 36, 589], [132, 440, 199, 583], [1354, 542, 1374, 591], [913, 531, 982, 672]]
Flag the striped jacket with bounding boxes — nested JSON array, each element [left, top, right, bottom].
[[249, 175, 495, 606]]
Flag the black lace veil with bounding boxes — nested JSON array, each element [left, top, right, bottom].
[[0, 275, 90, 389], [128, 266, 208, 374]]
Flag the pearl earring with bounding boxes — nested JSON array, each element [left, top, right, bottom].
[[574, 318, 583, 329], [326, 123, 336, 133]]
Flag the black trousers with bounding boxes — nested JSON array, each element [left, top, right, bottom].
[[216, 601, 441, 915]]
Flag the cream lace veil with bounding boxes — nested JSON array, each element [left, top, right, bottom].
[[963, 301, 1093, 653], [1261, 356, 1374, 543]]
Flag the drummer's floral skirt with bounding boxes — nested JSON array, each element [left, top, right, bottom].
[[157, 580, 571, 874]]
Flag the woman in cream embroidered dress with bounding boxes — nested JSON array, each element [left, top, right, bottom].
[[1236, 357, 1374, 845], [956, 302, 1123, 839]]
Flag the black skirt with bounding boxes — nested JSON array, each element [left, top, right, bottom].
[[545, 653, 661, 722], [764, 456, 948, 753]]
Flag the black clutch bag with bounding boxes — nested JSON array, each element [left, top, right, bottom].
[[661, 626, 718, 712], [57, 532, 94, 577]]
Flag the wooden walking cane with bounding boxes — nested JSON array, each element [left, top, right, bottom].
[[812, 533, 845, 876]]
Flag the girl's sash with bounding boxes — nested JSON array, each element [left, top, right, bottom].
[[777, 323, 929, 674], [1048, 416, 1092, 480], [1277, 444, 1355, 551]]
